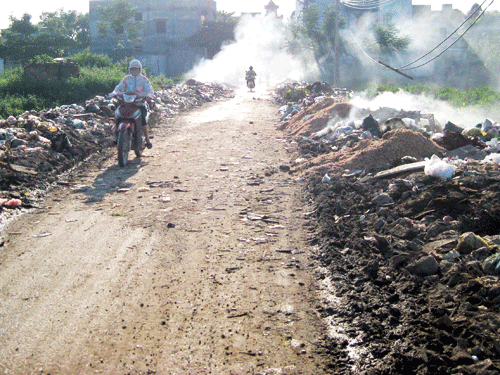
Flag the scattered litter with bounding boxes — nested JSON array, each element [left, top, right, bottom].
[[268, 225, 286, 230], [424, 155, 457, 179]]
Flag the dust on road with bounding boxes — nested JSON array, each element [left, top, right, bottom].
[[0, 87, 331, 374]]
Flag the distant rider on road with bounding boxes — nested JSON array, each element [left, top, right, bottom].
[[245, 66, 257, 87]]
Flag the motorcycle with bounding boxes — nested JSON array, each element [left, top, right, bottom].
[[111, 92, 147, 167], [246, 78, 255, 92]]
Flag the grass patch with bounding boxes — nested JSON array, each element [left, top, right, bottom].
[[363, 84, 500, 108]]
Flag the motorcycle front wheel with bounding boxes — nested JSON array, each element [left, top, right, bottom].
[[117, 129, 132, 167], [133, 123, 144, 158]]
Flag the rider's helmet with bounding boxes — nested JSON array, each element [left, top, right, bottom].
[[129, 59, 142, 77], [249, 66, 253, 70]]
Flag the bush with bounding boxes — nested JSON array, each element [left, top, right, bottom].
[[71, 48, 113, 68], [28, 54, 57, 64], [0, 65, 125, 118], [0, 60, 184, 119]]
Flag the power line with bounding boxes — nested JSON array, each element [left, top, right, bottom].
[[397, 0, 488, 70], [400, 0, 494, 71], [341, 0, 399, 10]]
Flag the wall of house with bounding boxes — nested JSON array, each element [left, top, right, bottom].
[[23, 61, 80, 81], [89, 0, 216, 77]]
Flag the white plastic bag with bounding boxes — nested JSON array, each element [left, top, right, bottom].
[[483, 153, 500, 164], [424, 155, 457, 179]]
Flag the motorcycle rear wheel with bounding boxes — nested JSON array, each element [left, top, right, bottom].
[[117, 129, 131, 167]]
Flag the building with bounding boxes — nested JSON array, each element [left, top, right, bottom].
[[241, 0, 283, 19], [293, 1, 489, 88], [295, 0, 412, 29], [89, 0, 217, 77], [409, 4, 489, 87]]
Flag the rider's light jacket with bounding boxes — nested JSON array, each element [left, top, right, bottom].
[[113, 74, 154, 103]]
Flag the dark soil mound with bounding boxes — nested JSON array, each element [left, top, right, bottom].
[[307, 162, 500, 374]]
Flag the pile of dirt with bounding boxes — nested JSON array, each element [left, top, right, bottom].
[[308, 161, 500, 374], [274, 90, 500, 374], [280, 100, 352, 137], [295, 129, 446, 175]]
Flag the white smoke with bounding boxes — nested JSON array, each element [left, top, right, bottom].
[[186, 14, 316, 87], [351, 90, 500, 127]]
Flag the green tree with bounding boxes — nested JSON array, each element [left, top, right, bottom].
[[0, 11, 89, 66], [0, 14, 41, 65], [8, 13, 38, 37], [286, 4, 345, 80], [367, 23, 411, 59], [39, 9, 89, 48], [97, 0, 143, 50]]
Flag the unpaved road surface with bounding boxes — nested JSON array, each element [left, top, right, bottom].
[[0, 88, 331, 374]]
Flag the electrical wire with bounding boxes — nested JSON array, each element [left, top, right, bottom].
[[396, 0, 488, 70], [341, 0, 399, 10], [400, 0, 494, 71], [348, 30, 386, 67]]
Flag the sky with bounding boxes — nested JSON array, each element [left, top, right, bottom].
[[1, 0, 499, 30]]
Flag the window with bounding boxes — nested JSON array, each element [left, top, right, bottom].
[[156, 20, 166, 34]]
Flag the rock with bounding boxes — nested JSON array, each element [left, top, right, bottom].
[[406, 255, 439, 276], [85, 103, 101, 113], [425, 222, 450, 240], [362, 260, 379, 278], [361, 114, 382, 138], [482, 118, 494, 132], [372, 193, 394, 206], [442, 250, 460, 260], [373, 234, 389, 252], [456, 232, 494, 254], [10, 138, 27, 148], [374, 218, 386, 232], [444, 121, 464, 133], [444, 144, 487, 161], [471, 247, 490, 261], [391, 254, 411, 269], [389, 223, 417, 240], [440, 260, 454, 274], [483, 253, 500, 275]]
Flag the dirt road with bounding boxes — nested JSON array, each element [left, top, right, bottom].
[[0, 87, 330, 374]]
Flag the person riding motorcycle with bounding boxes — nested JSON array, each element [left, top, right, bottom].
[[112, 59, 154, 149], [245, 66, 257, 87]]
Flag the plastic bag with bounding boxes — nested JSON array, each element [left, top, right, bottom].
[[424, 154, 457, 179], [483, 153, 500, 164]]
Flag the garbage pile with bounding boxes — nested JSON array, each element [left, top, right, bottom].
[[274, 84, 500, 374], [274, 81, 352, 122], [0, 80, 233, 207]]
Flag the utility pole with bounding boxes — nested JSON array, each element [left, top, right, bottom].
[[334, 0, 340, 87]]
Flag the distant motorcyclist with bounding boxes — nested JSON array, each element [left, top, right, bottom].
[[245, 66, 257, 89], [112, 59, 154, 149]]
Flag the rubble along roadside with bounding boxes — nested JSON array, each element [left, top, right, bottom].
[[0, 80, 233, 217], [274, 82, 500, 374]]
